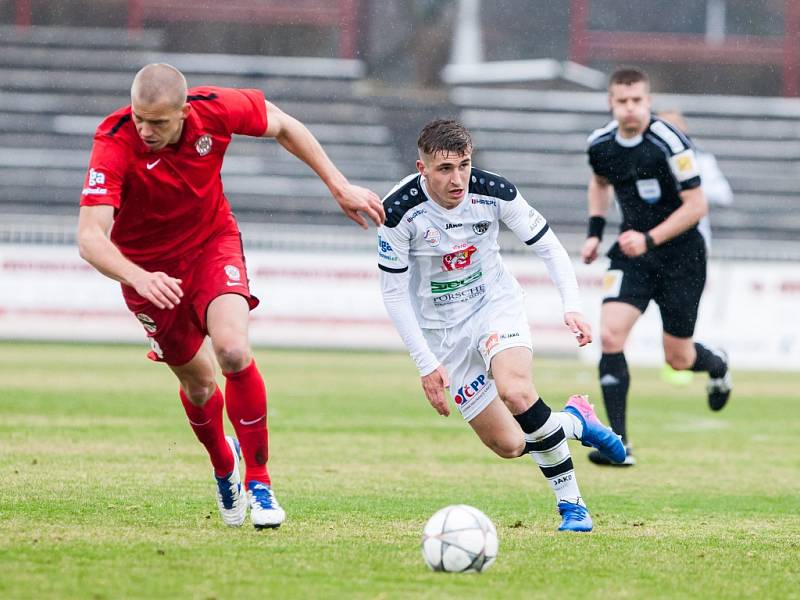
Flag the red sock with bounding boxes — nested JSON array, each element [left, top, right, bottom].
[[180, 386, 234, 477], [224, 359, 270, 486]]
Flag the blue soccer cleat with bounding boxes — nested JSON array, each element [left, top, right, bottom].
[[564, 394, 627, 464], [215, 436, 247, 527], [557, 500, 593, 532]]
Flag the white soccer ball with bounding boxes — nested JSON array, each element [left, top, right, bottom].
[[421, 504, 498, 573]]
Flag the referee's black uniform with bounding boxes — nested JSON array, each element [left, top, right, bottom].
[[588, 117, 706, 338]]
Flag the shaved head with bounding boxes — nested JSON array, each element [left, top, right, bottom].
[[131, 63, 187, 108]]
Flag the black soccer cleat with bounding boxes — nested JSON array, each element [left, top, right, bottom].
[[707, 350, 732, 411], [588, 443, 636, 467]]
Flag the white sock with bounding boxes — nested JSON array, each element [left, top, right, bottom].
[[524, 413, 583, 504], [554, 411, 583, 440]]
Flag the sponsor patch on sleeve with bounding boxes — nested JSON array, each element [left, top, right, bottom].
[[668, 149, 700, 182]]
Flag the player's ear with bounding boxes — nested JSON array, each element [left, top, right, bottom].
[[180, 103, 191, 119], [416, 158, 427, 176]]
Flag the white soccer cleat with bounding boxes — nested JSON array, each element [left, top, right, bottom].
[[214, 436, 247, 527], [247, 481, 286, 529]]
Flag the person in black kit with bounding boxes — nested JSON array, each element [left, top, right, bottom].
[[580, 67, 732, 466]]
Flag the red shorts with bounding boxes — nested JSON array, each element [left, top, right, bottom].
[[122, 229, 259, 366]]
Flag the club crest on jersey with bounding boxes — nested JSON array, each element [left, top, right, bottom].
[[136, 313, 157, 333], [224, 265, 241, 281], [423, 227, 441, 247], [195, 134, 213, 156], [442, 245, 477, 271], [472, 220, 491, 235], [454, 374, 488, 405]]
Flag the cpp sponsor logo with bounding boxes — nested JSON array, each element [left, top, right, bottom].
[[430, 270, 482, 294], [454, 374, 488, 405], [442, 245, 477, 272], [432, 284, 485, 306]]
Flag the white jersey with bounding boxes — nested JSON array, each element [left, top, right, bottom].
[[378, 167, 582, 375]]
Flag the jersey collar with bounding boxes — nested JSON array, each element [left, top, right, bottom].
[[615, 130, 643, 147]]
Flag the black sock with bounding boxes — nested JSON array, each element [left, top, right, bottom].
[[513, 398, 551, 434], [691, 343, 727, 378], [599, 352, 630, 444]]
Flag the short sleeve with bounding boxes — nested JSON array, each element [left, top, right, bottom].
[[667, 148, 702, 190], [214, 88, 268, 137], [79, 132, 128, 208]]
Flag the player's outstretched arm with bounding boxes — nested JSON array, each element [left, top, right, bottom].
[[262, 101, 385, 228], [77, 205, 183, 310]]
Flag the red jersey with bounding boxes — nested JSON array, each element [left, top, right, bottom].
[[79, 86, 268, 268]]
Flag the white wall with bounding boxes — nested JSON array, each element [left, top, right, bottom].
[[1, 243, 798, 370]]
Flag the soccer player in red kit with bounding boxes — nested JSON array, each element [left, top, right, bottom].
[[77, 63, 384, 529]]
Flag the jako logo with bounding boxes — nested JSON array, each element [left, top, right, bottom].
[[454, 374, 487, 405]]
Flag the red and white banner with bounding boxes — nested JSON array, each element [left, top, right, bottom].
[[1, 244, 798, 370]]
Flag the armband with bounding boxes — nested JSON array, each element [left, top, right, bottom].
[[587, 216, 606, 239], [644, 231, 657, 251]]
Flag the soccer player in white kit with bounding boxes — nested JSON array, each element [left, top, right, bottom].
[[378, 120, 626, 531]]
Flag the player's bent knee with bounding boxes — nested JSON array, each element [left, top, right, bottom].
[[600, 329, 625, 352], [499, 389, 536, 415], [215, 344, 251, 373], [182, 380, 217, 406], [485, 438, 524, 459]]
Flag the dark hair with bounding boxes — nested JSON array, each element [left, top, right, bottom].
[[609, 67, 649, 89], [417, 119, 473, 156]]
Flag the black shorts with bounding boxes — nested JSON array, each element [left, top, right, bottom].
[[602, 231, 707, 338]]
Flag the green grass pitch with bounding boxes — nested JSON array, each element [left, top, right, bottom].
[[1, 342, 799, 599]]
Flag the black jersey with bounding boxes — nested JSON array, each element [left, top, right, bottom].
[[587, 117, 702, 240]]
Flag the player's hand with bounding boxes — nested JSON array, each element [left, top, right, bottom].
[[420, 365, 450, 416], [581, 236, 601, 264], [564, 312, 592, 347], [333, 183, 385, 229], [131, 271, 183, 310], [618, 230, 647, 257]]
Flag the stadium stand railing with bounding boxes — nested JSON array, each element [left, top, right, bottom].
[[1, 26, 800, 261], [0, 25, 404, 229]]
